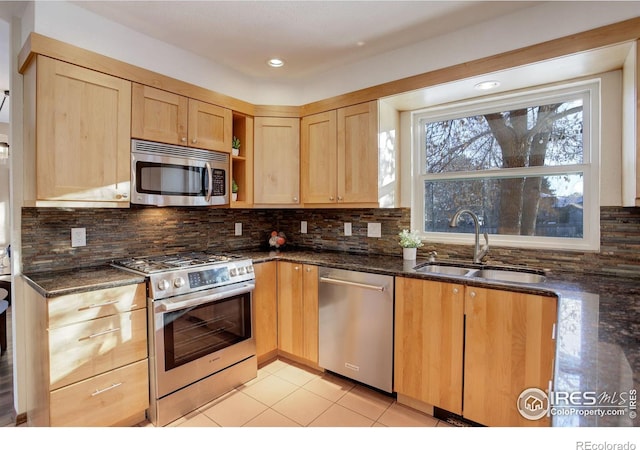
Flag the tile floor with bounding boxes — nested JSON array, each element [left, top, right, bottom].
[[140, 358, 453, 428]]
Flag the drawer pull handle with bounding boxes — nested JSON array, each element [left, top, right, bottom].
[[87, 327, 121, 340], [79, 299, 120, 311], [91, 382, 123, 397]]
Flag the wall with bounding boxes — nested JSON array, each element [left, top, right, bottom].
[[22, 206, 640, 278], [25, 1, 640, 106]]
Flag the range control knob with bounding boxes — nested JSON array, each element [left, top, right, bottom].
[[246, 265, 254, 273], [230, 268, 238, 277], [157, 279, 170, 291], [238, 266, 246, 275], [174, 277, 186, 288]]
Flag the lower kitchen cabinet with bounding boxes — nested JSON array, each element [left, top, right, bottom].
[[277, 261, 318, 365], [394, 276, 557, 427], [463, 286, 557, 427], [394, 277, 464, 414], [253, 261, 278, 364], [24, 281, 149, 427]]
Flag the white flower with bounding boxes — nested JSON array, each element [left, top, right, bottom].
[[398, 229, 424, 248]]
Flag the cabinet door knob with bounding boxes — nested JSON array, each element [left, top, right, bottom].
[[329, 196, 334, 201], [306, 268, 312, 272], [293, 197, 298, 202], [452, 288, 459, 294], [181, 137, 187, 143], [192, 138, 197, 144], [469, 291, 476, 298], [338, 196, 343, 201], [294, 266, 300, 271]]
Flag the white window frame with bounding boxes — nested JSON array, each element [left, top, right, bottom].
[[411, 79, 601, 252]]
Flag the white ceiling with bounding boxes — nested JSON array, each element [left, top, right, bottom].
[[0, 1, 636, 124], [70, 1, 538, 80]]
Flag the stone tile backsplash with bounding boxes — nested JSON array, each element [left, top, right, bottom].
[[21, 206, 640, 278]]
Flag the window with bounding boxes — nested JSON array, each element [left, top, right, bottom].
[[411, 81, 600, 251]]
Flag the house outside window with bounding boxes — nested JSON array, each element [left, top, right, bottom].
[[411, 80, 600, 251]]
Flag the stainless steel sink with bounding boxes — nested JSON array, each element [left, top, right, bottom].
[[413, 262, 546, 284], [414, 264, 475, 276], [468, 268, 546, 284]]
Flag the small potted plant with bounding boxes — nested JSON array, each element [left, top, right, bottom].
[[398, 229, 423, 260], [231, 179, 239, 201], [232, 136, 240, 156]]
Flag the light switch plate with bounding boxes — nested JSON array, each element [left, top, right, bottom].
[[301, 221, 308, 234], [344, 222, 352, 236], [234, 223, 242, 236], [367, 222, 382, 238], [71, 228, 86, 247]]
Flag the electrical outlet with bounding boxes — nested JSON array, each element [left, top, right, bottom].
[[71, 228, 86, 247], [367, 222, 382, 238], [234, 223, 242, 236], [344, 222, 352, 236], [301, 221, 308, 234]]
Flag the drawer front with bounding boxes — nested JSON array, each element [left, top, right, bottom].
[[49, 308, 148, 390], [48, 283, 146, 328], [50, 359, 149, 427]]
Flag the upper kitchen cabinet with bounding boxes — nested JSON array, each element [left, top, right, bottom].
[[254, 117, 300, 206], [22, 55, 132, 207], [301, 101, 379, 207], [131, 83, 232, 152]]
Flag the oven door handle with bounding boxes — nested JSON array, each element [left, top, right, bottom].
[[157, 283, 255, 312]]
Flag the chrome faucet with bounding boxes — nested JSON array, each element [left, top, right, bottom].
[[449, 208, 489, 264]]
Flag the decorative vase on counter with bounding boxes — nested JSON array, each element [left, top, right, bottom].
[[403, 247, 417, 260], [398, 229, 423, 261]]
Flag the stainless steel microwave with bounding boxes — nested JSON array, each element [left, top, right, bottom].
[[131, 139, 229, 207]]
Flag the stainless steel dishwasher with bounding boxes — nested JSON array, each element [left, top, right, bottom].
[[318, 267, 394, 393]]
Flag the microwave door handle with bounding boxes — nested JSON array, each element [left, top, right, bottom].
[[204, 162, 213, 202]]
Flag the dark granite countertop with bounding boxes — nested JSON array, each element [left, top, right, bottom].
[[22, 248, 639, 427], [23, 265, 146, 297]]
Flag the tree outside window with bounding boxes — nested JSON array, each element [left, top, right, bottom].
[[413, 81, 599, 250]]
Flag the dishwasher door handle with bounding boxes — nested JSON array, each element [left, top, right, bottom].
[[319, 276, 385, 292]]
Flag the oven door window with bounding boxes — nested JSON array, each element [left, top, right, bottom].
[[163, 293, 251, 371], [136, 162, 225, 197]]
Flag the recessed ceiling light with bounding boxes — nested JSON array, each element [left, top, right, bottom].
[[474, 80, 501, 91], [267, 58, 285, 68]]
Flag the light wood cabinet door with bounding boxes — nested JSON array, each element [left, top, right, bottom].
[[49, 359, 149, 427], [188, 99, 232, 151], [132, 83, 232, 152], [301, 110, 337, 204], [253, 261, 278, 362], [276, 262, 318, 363], [394, 277, 464, 414], [132, 83, 188, 145], [47, 283, 146, 329], [36, 56, 131, 204], [277, 261, 304, 356], [302, 265, 319, 363], [254, 117, 300, 205], [337, 101, 378, 203], [463, 287, 557, 427], [49, 308, 148, 391]]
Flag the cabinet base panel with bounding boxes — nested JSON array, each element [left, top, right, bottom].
[[257, 349, 279, 367], [113, 411, 147, 427], [434, 407, 483, 427], [277, 350, 324, 372]]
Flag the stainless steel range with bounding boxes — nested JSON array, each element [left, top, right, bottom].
[[113, 252, 257, 427]]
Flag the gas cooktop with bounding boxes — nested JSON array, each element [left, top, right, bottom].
[[112, 252, 242, 275]]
